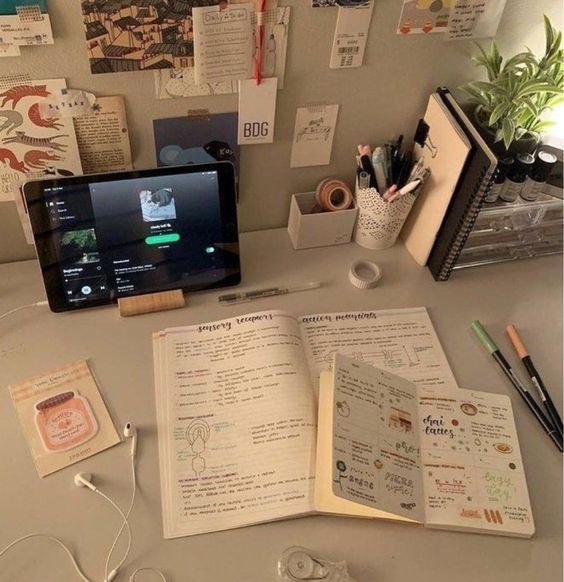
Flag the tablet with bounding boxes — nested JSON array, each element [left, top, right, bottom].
[[24, 162, 241, 312]]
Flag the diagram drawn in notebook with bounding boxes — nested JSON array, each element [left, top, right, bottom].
[[321, 345, 428, 369], [178, 419, 210, 476]]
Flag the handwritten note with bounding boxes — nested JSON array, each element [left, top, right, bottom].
[[192, 3, 254, 85], [448, 0, 507, 40], [290, 105, 339, 168]]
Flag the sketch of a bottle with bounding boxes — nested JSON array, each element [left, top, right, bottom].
[[262, 33, 277, 77]]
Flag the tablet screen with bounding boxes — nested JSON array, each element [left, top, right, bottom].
[[25, 162, 240, 312]]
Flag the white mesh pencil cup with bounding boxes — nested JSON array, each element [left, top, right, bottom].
[[354, 186, 417, 250]]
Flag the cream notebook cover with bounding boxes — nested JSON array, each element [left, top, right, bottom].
[[401, 93, 472, 266]]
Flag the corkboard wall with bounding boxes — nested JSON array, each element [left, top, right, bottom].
[[0, 0, 561, 262]]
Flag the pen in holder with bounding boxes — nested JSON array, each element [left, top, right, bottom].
[[354, 183, 418, 250]]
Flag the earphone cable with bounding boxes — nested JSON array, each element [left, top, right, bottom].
[[94, 489, 132, 582], [104, 452, 137, 581], [0, 533, 92, 582]]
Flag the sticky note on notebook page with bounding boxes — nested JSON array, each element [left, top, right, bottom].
[[238, 78, 278, 145]]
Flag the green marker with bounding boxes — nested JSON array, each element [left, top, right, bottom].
[[472, 320, 562, 453]]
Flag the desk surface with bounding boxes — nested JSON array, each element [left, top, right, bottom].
[[1, 229, 562, 582]]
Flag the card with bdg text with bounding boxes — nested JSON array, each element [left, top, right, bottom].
[[8, 360, 120, 477], [238, 77, 278, 145]]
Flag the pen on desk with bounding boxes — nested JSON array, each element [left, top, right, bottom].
[[506, 325, 563, 440], [219, 282, 322, 305], [472, 321, 563, 453]]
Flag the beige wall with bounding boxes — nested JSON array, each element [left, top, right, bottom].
[[0, 0, 561, 263]]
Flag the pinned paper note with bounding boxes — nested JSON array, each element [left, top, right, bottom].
[[73, 96, 133, 175], [0, 1, 54, 47], [238, 78, 277, 145], [447, 0, 507, 40], [397, 0, 452, 35], [39, 89, 96, 120], [155, 6, 290, 99], [0, 79, 83, 203], [290, 104, 339, 168], [330, 0, 374, 69], [193, 3, 254, 85]]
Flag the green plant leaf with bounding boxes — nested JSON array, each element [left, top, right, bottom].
[[502, 117, 516, 149], [489, 101, 510, 126]]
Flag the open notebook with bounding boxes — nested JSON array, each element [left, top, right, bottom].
[[153, 307, 456, 538], [315, 354, 534, 538]]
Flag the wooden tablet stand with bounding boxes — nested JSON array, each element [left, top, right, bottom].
[[118, 289, 185, 317]]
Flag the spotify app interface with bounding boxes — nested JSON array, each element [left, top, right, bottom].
[[45, 171, 225, 306]]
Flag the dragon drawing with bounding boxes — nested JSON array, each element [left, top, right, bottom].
[[0, 110, 24, 134], [24, 150, 62, 169], [2, 132, 69, 152], [0, 148, 26, 173], [0, 85, 50, 109], [28, 103, 63, 130]]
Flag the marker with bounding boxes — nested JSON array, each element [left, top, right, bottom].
[[472, 321, 563, 453], [382, 184, 398, 201], [358, 170, 370, 189], [371, 146, 389, 194], [358, 145, 377, 189], [506, 325, 563, 441]]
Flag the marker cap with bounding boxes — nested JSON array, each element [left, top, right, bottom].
[[506, 325, 529, 359], [471, 320, 498, 354]]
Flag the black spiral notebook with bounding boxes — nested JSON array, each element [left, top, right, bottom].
[[427, 88, 498, 281]]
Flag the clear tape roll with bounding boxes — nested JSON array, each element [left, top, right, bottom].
[[315, 178, 354, 212], [348, 260, 382, 289]]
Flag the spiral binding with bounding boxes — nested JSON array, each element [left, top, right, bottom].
[[437, 167, 497, 281]]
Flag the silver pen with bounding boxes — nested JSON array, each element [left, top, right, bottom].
[[219, 282, 322, 305]]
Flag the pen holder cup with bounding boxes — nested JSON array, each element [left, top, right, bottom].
[[354, 187, 416, 250]]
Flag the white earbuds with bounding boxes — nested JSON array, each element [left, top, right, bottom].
[[123, 422, 137, 458], [74, 472, 97, 492]]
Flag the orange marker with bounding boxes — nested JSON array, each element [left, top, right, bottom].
[[506, 325, 563, 441]]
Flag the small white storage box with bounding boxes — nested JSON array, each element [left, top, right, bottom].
[[287, 192, 358, 250]]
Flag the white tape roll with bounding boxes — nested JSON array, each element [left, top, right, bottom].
[[349, 260, 382, 289]]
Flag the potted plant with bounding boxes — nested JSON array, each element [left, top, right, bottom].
[[461, 15, 564, 155]]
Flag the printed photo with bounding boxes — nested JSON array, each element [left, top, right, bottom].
[[140, 188, 176, 222]]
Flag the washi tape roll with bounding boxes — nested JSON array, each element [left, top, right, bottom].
[[315, 178, 353, 212], [348, 259, 382, 289]]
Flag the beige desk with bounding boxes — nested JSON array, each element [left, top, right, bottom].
[[1, 229, 562, 582]]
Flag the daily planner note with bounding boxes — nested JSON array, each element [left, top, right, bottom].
[[315, 354, 534, 538], [153, 307, 462, 538]]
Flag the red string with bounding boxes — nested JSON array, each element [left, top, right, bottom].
[[255, 0, 266, 85]]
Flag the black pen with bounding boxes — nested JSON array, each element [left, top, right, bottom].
[[506, 325, 563, 441], [472, 321, 563, 453]]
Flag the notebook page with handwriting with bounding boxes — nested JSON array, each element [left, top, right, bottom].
[[154, 310, 317, 538], [299, 307, 457, 392]]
